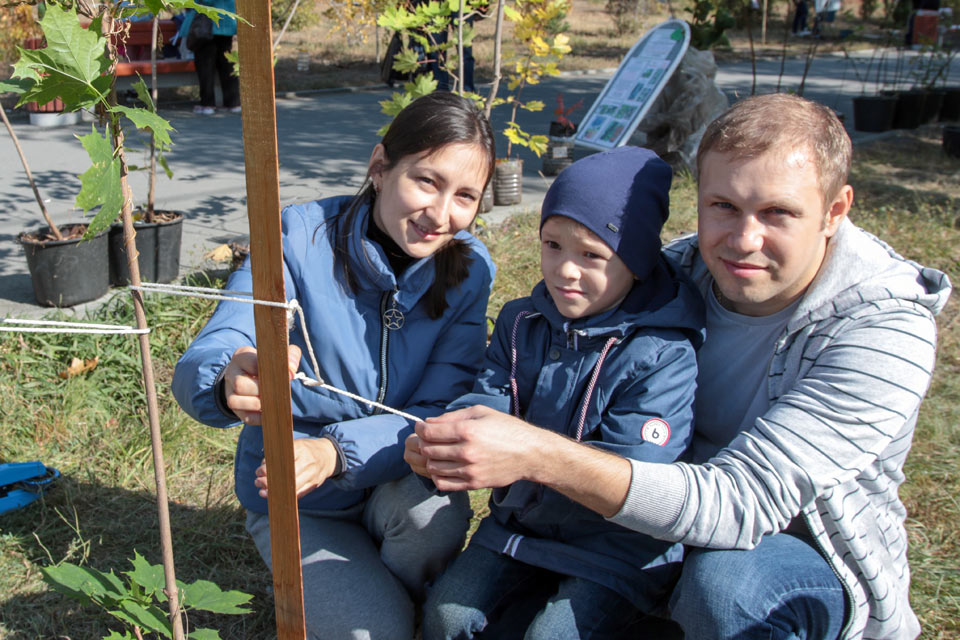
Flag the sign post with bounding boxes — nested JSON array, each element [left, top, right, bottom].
[[575, 19, 690, 152]]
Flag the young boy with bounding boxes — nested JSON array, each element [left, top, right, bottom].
[[411, 146, 705, 638]]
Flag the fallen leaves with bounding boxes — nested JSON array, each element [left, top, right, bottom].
[[59, 356, 98, 379], [203, 242, 250, 270]]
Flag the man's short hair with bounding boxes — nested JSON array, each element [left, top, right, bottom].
[[696, 94, 852, 204]]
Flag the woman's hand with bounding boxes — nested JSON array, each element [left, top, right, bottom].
[[254, 437, 339, 499], [224, 344, 302, 425]]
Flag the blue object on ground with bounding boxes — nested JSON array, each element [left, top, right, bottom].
[[0, 461, 61, 515]]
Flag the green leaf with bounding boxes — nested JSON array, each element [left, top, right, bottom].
[[75, 126, 124, 238], [104, 631, 136, 640], [12, 2, 111, 112], [132, 78, 157, 114], [527, 134, 549, 157], [0, 77, 33, 95], [106, 606, 143, 630], [109, 106, 175, 147], [379, 92, 414, 118], [125, 551, 165, 600], [503, 127, 525, 146], [522, 100, 545, 112], [393, 48, 422, 75], [41, 563, 126, 604], [504, 5, 522, 21], [378, 5, 419, 30], [118, 600, 173, 638], [407, 73, 438, 97], [182, 579, 253, 614], [158, 154, 173, 180], [188, 630, 222, 640]]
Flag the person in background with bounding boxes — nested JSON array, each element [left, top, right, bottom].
[[430, 14, 477, 93], [792, 0, 810, 35], [172, 92, 497, 639], [178, 0, 240, 115]]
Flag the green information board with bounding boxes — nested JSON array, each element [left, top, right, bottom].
[[575, 19, 690, 151]]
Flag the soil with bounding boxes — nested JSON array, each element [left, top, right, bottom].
[[18, 223, 88, 244], [134, 209, 182, 223]]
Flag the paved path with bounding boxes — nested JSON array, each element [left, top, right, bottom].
[[2, 48, 958, 318]]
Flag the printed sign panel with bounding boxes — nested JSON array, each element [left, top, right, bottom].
[[575, 19, 690, 151]]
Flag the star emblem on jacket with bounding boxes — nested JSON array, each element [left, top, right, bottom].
[[383, 307, 405, 330]]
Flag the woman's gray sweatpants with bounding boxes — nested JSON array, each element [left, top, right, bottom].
[[246, 473, 470, 639]]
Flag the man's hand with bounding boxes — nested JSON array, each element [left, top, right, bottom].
[[405, 404, 632, 518], [224, 344, 302, 425], [405, 405, 547, 491], [254, 437, 338, 499]]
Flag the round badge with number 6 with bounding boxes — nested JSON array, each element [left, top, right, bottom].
[[641, 418, 670, 446]]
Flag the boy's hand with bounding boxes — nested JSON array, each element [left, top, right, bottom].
[[404, 433, 430, 478]]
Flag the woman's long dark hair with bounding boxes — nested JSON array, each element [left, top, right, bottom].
[[328, 92, 496, 319]]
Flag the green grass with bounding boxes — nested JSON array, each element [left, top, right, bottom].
[[0, 276, 277, 637], [1, 129, 957, 638], [847, 127, 960, 638]]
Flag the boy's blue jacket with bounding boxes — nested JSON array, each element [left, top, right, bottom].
[[172, 196, 495, 514], [455, 257, 704, 610]]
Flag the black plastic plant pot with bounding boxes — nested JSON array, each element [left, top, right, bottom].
[[940, 87, 960, 121], [548, 120, 576, 138], [108, 212, 184, 286], [19, 226, 109, 307], [943, 125, 960, 159], [852, 95, 897, 132], [890, 91, 926, 129], [920, 90, 945, 124]]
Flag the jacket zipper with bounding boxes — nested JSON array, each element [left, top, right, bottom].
[[565, 327, 585, 350], [375, 291, 393, 412], [804, 509, 856, 639], [771, 331, 855, 640]]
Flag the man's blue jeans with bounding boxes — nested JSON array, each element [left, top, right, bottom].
[[670, 532, 848, 640], [422, 544, 641, 639]]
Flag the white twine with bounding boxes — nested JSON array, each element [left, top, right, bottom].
[[0, 318, 149, 335], [131, 282, 292, 309], [132, 282, 419, 422], [295, 373, 419, 422]]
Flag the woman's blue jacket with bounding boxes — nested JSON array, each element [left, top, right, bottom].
[[172, 195, 495, 514], [454, 258, 704, 610], [177, 0, 237, 39]]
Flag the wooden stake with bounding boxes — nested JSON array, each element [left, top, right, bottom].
[[235, 2, 307, 637], [105, 9, 184, 639]]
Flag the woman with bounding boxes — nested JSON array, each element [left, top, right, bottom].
[[172, 92, 496, 638], [178, 0, 240, 114]]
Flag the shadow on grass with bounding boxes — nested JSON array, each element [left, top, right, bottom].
[[0, 476, 276, 638]]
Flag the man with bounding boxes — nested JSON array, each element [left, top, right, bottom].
[[405, 93, 953, 639]]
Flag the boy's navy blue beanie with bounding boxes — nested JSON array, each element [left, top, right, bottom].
[[540, 146, 672, 280]]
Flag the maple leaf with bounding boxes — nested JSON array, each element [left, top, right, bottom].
[[12, 3, 111, 113], [75, 126, 124, 239], [60, 356, 99, 379]]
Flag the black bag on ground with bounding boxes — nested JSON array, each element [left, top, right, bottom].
[[186, 12, 214, 52]]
